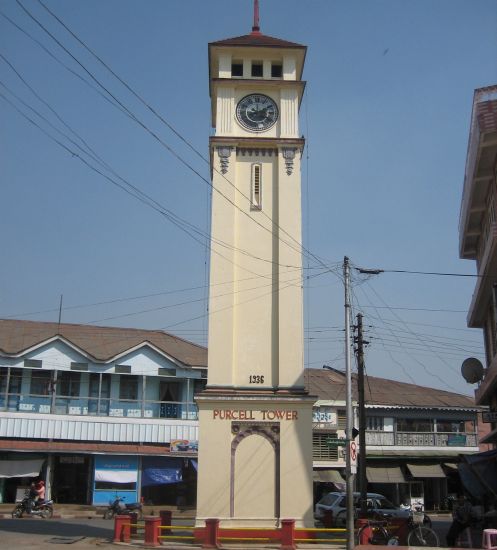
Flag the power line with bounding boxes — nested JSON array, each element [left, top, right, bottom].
[[36, 0, 339, 279], [2, 272, 320, 320], [86, 271, 308, 325], [161, 268, 328, 331], [16, 0, 336, 277], [362, 281, 463, 390], [360, 305, 467, 313], [0, 9, 131, 117], [355, 265, 480, 278], [1, 86, 327, 283]]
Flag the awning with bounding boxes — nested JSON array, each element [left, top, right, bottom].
[[94, 469, 137, 483], [366, 466, 405, 483], [313, 470, 344, 483], [444, 463, 459, 470], [407, 463, 446, 478], [0, 459, 44, 478]]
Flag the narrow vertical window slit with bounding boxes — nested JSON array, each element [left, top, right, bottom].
[[252, 164, 262, 209]]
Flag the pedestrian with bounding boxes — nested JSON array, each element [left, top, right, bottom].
[[446, 493, 473, 547]]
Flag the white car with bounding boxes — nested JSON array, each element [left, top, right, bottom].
[[314, 491, 411, 526]]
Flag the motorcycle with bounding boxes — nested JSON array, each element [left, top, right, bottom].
[[11, 490, 54, 519], [103, 495, 143, 519]]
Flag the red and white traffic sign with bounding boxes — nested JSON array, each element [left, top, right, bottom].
[[350, 441, 357, 474]]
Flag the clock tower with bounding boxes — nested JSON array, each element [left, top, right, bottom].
[[196, 2, 315, 528]]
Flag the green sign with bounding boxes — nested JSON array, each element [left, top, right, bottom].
[[447, 434, 466, 447], [326, 438, 347, 447]]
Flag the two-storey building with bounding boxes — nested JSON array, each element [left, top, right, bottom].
[[459, 85, 497, 446], [307, 368, 480, 510], [0, 319, 207, 505], [0, 318, 481, 510]]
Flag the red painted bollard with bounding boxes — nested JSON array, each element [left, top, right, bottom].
[[203, 518, 220, 549], [281, 518, 296, 550], [114, 514, 131, 543], [160, 510, 172, 536], [144, 515, 161, 547]]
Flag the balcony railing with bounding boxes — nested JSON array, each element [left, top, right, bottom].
[[0, 393, 198, 420], [365, 431, 478, 447]]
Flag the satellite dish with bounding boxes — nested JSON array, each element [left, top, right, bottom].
[[461, 357, 484, 384]]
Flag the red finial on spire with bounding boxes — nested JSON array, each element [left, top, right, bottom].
[[251, 0, 261, 34]]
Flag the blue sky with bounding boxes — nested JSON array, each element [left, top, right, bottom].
[[1, 0, 496, 395]]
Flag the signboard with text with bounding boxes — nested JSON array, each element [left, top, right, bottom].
[[482, 411, 497, 423]]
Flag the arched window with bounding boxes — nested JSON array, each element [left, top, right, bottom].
[[251, 163, 262, 210]]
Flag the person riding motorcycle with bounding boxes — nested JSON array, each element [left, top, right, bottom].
[[26, 480, 45, 514]]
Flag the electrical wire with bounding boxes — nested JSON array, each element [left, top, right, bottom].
[[14, 0, 337, 277], [357, 282, 464, 392], [0, 88, 327, 286], [34, 0, 340, 278]]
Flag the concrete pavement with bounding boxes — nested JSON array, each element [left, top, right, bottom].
[[0, 508, 455, 549]]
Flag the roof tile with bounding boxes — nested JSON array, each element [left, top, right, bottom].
[[0, 319, 207, 367], [304, 368, 475, 408]]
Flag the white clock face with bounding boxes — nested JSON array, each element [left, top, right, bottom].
[[236, 94, 279, 132]]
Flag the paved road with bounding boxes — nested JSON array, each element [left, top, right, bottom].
[[0, 514, 475, 549], [0, 517, 115, 549]]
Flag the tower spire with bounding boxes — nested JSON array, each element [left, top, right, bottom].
[[251, 0, 261, 34]]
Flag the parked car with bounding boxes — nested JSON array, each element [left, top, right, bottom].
[[314, 491, 411, 526]]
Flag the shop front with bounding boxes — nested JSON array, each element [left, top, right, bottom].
[[52, 455, 92, 504], [0, 456, 45, 503], [93, 455, 139, 506]]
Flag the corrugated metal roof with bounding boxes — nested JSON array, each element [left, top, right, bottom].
[[304, 368, 476, 409], [0, 412, 198, 444], [0, 319, 207, 367]]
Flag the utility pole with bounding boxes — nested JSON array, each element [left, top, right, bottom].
[[355, 313, 368, 517], [343, 257, 354, 550]]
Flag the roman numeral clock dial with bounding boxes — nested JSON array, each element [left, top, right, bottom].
[[236, 94, 278, 131]]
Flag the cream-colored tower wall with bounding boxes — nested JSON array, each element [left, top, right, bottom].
[[216, 87, 234, 134], [219, 53, 232, 78], [277, 149, 304, 389], [208, 150, 304, 389], [196, 396, 315, 527], [283, 56, 297, 80], [233, 154, 277, 387], [280, 89, 299, 137], [279, 401, 314, 523], [207, 147, 237, 388], [199, 37, 314, 530]]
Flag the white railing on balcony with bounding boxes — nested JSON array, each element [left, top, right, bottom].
[[0, 393, 198, 420], [365, 431, 477, 447]]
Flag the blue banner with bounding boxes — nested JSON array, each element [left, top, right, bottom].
[[141, 457, 182, 487]]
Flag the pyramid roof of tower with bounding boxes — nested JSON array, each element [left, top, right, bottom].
[[210, 32, 305, 49]]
